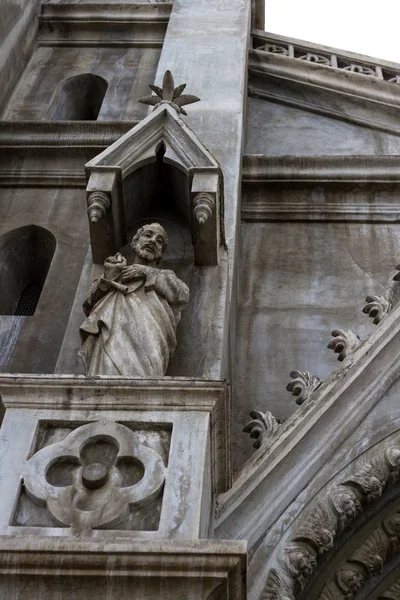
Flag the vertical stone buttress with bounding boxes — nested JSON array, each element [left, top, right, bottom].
[[155, 0, 251, 377]]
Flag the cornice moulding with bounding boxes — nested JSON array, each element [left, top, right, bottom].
[[0, 169, 86, 187], [242, 155, 400, 222], [0, 374, 228, 410], [0, 535, 247, 573], [249, 49, 400, 111], [252, 29, 400, 73], [39, 3, 171, 47], [0, 121, 136, 147], [242, 155, 400, 183], [40, 3, 173, 22]]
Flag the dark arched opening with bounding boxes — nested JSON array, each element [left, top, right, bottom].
[[0, 225, 56, 316], [49, 74, 108, 121]]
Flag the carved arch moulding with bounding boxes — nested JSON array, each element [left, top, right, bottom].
[[255, 439, 400, 600], [85, 103, 224, 266]]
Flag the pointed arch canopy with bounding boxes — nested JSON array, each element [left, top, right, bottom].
[[85, 104, 223, 266]]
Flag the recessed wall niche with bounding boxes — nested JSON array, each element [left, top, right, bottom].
[[120, 145, 193, 270], [0, 225, 56, 316], [47, 74, 108, 121]]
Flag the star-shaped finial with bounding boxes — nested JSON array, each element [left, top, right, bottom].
[[138, 70, 200, 116]]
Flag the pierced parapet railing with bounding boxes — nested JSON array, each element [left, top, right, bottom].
[[253, 32, 400, 84]]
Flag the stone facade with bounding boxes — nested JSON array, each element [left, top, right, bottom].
[[2, 1, 400, 599]]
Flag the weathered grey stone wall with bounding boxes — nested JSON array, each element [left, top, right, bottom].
[[0, 187, 89, 373], [3, 47, 160, 122], [233, 220, 400, 471], [0, 0, 39, 117], [246, 97, 400, 156]]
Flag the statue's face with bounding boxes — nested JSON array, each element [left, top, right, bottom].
[[134, 226, 166, 263]]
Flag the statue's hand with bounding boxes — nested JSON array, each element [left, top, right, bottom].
[[103, 253, 127, 280], [120, 265, 150, 283]]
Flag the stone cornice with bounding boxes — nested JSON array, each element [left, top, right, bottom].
[[249, 49, 400, 110], [249, 37, 400, 136], [0, 374, 228, 411], [242, 155, 400, 222], [0, 536, 247, 599], [0, 121, 136, 147], [0, 121, 137, 187], [252, 30, 400, 74], [0, 535, 247, 573], [215, 301, 400, 547], [243, 155, 400, 183], [39, 3, 172, 47]]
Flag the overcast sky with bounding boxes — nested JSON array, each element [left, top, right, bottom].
[[265, 1, 400, 64]]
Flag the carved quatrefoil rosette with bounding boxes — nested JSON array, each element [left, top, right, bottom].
[[23, 421, 166, 530]]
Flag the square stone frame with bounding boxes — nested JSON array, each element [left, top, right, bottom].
[[0, 375, 231, 540]]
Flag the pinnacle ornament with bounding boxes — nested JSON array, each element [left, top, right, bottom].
[[138, 70, 200, 116]]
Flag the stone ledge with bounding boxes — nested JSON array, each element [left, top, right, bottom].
[[0, 536, 247, 599], [242, 155, 400, 222], [39, 3, 171, 47], [0, 121, 137, 147]]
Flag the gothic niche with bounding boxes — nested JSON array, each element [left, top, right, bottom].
[[19, 420, 168, 532], [85, 72, 223, 268], [0, 225, 56, 316]]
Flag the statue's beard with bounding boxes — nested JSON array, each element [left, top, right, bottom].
[[136, 245, 161, 262]]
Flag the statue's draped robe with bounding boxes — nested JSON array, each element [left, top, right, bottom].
[[79, 267, 189, 376]]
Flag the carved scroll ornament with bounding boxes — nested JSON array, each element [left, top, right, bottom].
[[243, 410, 281, 450], [286, 371, 321, 405], [327, 329, 361, 361], [24, 421, 166, 530], [362, 295, 392, 324]]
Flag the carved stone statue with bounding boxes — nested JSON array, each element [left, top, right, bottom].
[[79, 223, 189, 376]]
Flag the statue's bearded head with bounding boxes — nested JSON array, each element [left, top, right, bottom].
[[131, 223, 168, 264]]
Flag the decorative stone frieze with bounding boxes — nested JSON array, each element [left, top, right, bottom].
[[286, 370, 321, 405], [24, 420, 166, 530], [253, 33, 399, 83], [327, 329, 361, 361], [318, 504, 400, 599], [342, 64, 376, 76], [382, 512, 400, 548], [260, 443, 400, 599], [350, 527, 388, 572], [257, 43, 289, 56], [293, 503, 335, 555], [335, 564, 366, 598], [262, 569, 295, 600], [381, 579, 400, 599], [298, 53, 331, 65], [243, 410, 281, 449], [330, 488, 362, 533], [286, 545, 317, 593]]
